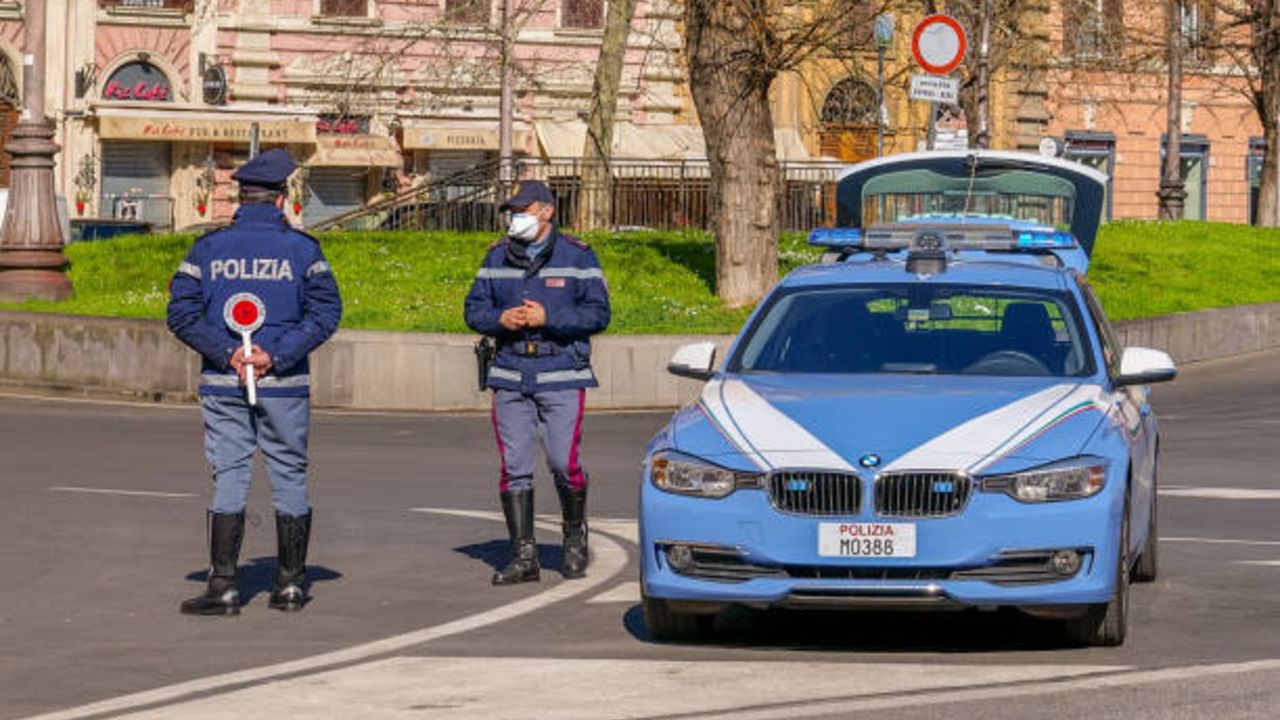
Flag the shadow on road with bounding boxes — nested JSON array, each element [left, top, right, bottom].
[[622, 604, 1080, 653], [185, 558, 343, 605], [454, 539, 569, 575]]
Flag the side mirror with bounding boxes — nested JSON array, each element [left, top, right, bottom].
[[668, 342, 717, 381], [1115, 347, 1177, 387]]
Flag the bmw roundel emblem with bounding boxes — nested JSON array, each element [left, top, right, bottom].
[[859, 453, 882, 469]]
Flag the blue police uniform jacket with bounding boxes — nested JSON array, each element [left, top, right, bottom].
[[464, 228, 611, 393], [166, 203, 343, 398]]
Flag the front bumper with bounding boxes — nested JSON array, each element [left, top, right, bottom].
[[639, 473, 1123, 609]]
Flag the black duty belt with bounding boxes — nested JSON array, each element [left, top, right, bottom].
[[504, 340, 561, 358]]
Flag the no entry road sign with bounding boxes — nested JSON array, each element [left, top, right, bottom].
[[912, 15, 967, 75]]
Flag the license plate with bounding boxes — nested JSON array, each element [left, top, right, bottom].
[[818, 523, 917, 558]]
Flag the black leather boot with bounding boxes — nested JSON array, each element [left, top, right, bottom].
[[269, 511, 312, 612], [492, 491, 540, 586], [556, 483, 589, 579], [180, 511, 244, 616]]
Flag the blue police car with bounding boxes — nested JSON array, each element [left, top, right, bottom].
[[639, 151, 1176, 647]]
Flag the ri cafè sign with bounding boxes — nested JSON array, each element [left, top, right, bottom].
[[102, 61, 172, 102], [98, 116, 317, 144]]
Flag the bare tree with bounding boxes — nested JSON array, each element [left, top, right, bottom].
[[1158, 0, 1187, 220], [577, 0, 641, 231], [1212, 0, 1280, 225], [683, 0, 879, 306]]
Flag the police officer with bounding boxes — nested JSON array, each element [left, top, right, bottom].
[[167, 148, 343, 615], [465, 180, 611, 585]]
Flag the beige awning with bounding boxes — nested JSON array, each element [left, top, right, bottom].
[[773, 127, 812, 161], [401, 125, 535, 153], [95, 109, 317, 144], [536, 121, 708, 160], [307, 134, 402, 167]]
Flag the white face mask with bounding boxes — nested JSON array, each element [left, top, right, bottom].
[[508, 212, 541, 242]]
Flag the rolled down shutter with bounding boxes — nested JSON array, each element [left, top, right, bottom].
[[304, 167, 367, 224], [101, 141, 173, 228]]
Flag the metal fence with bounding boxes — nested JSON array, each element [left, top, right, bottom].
[[310, 157, 848, 234]]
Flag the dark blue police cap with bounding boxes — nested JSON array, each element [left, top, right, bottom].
[[232, 148, 298, 191], [499, 180, 555, 210]]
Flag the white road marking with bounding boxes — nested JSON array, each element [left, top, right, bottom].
[[102, 657, 1128, 720], [1236, 560, 1280, 567], [48, 486, 197, 499], [1163, 537, 1280, 547], [1159, 487, 1280, 500], [587, 582, 639, 604], [18, 508, 629, 720]]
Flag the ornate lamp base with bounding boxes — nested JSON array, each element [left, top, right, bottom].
[[0, 119, 72, 302]]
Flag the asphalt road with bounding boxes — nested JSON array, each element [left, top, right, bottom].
[[2, 349, 1278, 720]]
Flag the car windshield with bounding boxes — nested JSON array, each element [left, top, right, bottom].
[[733, 284, 1093, 377], [861, 167, 1077, 229]]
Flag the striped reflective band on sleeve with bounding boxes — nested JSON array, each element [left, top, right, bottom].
[[306, 260, 331, 278], [476, 268, 526, 279], [537, 267, 604, 280], [200, 373, 311, 388], [488, 366, 522, 383], [534, 368, 595, 384], [178, 261, 202, 279]]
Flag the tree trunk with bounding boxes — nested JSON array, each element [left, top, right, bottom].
[[684, 0, 780, 308], [1158, 0, 1186, 220], [974, 0, 993, 149], [576, 0, 639, 231], [1254, 0, 1280, 226]]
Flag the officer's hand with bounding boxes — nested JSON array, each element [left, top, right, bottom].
[[499, 306, 527, 331], [248, 345, 274, 379], [230, 347, 250, 375], [522, 300, 546, 328]]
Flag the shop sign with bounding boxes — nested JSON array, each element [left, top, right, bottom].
[[102, 61, 173, 102], [317, 115, 371, 135], [202, 65, 228, 106], [403, 128, 500, 150], [98, 115, 317, 144]]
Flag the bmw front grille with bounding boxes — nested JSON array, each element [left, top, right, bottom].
[[768, 470, 862, 516], [874, 471, 973, 518]]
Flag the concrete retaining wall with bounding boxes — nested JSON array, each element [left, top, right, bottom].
[[0, 303, 1276, 411]]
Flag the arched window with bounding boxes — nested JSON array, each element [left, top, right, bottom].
[[820, 79, 878, 126], [102, 61, 173, 102]]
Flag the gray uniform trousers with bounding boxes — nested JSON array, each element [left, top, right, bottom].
[[202, 394, 311, 516], [491, 388, 587, 494]]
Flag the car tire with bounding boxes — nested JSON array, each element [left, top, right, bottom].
[[1064, 492, 1130, 647], [1133, 460, 1159, 583], [642, 593, 712, 643]]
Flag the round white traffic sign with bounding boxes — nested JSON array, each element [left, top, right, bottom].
[[912, 15, 967, 75]]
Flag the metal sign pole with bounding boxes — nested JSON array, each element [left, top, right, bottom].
[[249, 122, 260, 159], [927, 102, 938, 151]]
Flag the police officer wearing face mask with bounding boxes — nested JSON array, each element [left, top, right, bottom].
[[167, 148, 343, 615], [465, 180, 611, 585]]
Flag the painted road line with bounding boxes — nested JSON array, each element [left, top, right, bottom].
[[1236, 561, 1280, 567], [101, 657, 1127, 720], [1163, 537, 1280, 547], [48, 486, 197, 499], [18, 508, 628, 720], [587, 582, 639, 604], [1159, 487, 1280, 500]]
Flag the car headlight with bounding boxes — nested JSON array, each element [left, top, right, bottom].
[[649, 450, 762, 498], [982, 458, 1108, 502]]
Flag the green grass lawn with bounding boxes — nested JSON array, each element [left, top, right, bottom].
[[3, 221, 1277, 333]]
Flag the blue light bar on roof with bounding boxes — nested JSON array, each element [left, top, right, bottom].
[[1015, 230, 1077, 249], [808, 227, 864, 247]]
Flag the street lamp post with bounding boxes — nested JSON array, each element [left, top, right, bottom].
[[0, 0, 71, 301], [874, 14, 895, 158]]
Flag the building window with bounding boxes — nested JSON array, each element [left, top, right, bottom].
[[445, 0, 490, 24], [1161, 133, 1209, 221], [1063, 131, 1115, 220], [830, 0, 877, 54], [1182, 0, 1214, 63], [98, 0, 195, 9], [562, 0, 603, 29], [1247, 137, 1265, 225], [318, 0, 368, 18], [1062, 0, 1123, 60]]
